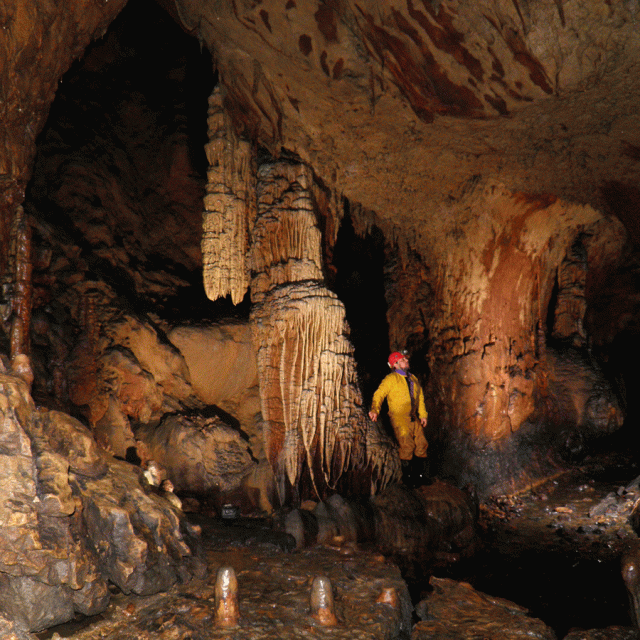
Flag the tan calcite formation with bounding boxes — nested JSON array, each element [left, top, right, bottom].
[[64, 292, 199, 457], [202, 86, 257, 305], [168, 323, 263, 458], [421, 186, 625, 440], [249, 160, 398, 499]]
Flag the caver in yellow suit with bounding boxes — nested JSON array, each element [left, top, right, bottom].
[[370, 369, 428, 461]]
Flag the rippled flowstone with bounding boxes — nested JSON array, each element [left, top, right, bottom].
[[412, 576, 556, 640]]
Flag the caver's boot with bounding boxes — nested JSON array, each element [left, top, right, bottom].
[[401, 459, 413, 487], [412, 457, 430, 487]]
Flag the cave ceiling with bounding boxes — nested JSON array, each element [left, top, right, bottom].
[[164, 0, 640, 254], [3, 0, 640, 263]]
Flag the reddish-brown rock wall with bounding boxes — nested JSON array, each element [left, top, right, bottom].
[[0, 0, 128, 273]]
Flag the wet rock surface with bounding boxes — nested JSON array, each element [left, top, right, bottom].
[[413, 576, 556, 639], [25, 452, 640, 640], [0, 367, 201, 633], [433, 450, 640, 638], [36, 517, 412, 640]]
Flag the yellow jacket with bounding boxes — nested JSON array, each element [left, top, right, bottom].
[[371, 371, 428, 422]]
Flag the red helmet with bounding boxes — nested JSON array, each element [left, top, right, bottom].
[[388, 351, 405, 367]]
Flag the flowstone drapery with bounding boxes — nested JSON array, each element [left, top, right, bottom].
[[201, 86, 256, 305], [201, 104, 398, 502], [250, 161, 396, 500]]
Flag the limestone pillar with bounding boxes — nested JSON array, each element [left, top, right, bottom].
[[385, 183, 626, 493]]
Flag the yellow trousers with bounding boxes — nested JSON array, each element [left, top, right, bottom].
[[391, 414, 428, 461]]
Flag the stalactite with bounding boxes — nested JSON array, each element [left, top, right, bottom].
[[250, 160, 398, 502], [9, 206, 32, 358], [201, 85, 256, 305], [252, 283, 369, 494]]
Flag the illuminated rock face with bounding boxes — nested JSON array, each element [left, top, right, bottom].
[[0, 367, 198, 632]]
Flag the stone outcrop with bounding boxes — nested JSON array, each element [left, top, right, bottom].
[[65, 306, 200, 457], [135, 411, 255, 494], [413, 576, 556, 640], [280, 480, 477, 564], [0, 363, 200, 631], [168, 322, 263, 459]]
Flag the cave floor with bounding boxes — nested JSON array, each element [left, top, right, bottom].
[[37, 517, 410, 640], [37, 450, 640, 640], [435, 449, 640, 638]]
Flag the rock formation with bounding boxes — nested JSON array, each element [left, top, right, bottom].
[[1, 0, 640, 634], [0, 362, 200, 632], [249, 159, 398, 500], [200, 85, 399, 501]]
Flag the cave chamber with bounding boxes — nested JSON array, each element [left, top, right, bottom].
[[2, 0, 640, 637]]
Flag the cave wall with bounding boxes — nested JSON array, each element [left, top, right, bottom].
[[0, 0, 128, 278]]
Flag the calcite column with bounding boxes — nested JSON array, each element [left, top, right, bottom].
[[7, 206, 33, 359], [407, 184, 626, 492], [250, 161, 392, 502], [201, 86, 256, 304], [551, 237, 588, 346]]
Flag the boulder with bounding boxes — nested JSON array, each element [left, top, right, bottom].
[[135, 411, 256, 494]]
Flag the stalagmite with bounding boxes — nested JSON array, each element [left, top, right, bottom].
[[376, 587, 400, 609], [309, 576, 338, 626], [552, 237, 588, 345], [214, 566, 240, 627], [201, 86, 256, 305]]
